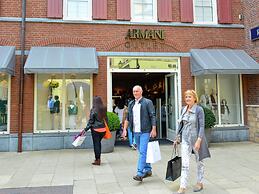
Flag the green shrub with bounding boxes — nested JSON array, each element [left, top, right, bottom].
[[107, 112, 120, 131], [201, 106, 216, 129]]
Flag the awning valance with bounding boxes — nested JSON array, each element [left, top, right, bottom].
[[24, 47, 98, 74], [0, 46, 16, 75], [191, 49, 259, 76]]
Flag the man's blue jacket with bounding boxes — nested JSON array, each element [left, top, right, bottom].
[[127, 97, 156, 133]]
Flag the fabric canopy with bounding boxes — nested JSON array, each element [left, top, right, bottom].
[[24, 47, 98, 74], [191, 49, 259, 76], [0, 46, 16, 75]]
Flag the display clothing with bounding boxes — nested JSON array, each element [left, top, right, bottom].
[[199, 94, 211, 109], [53, 100, 60, 114], [210, 94, 217, 110], [47, 98, 55, 114], [221, 100, 230, 124], [68, 104, 78, 115]]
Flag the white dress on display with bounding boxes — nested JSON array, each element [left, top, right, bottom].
[[221, 99, 230, 124]]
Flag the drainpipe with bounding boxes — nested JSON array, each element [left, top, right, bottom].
[[18, 0, 26, 152]]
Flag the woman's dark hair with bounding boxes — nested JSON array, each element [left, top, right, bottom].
[[117, 99, 125, 109], [92, 96, 107, 120]]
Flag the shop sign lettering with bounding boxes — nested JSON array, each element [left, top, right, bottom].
[[126, 29, 165, 40], [124, 40, 159, 49]]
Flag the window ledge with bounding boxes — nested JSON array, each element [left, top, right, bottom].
[[0, 17, 244, 29], [246, 105, 259, 108]]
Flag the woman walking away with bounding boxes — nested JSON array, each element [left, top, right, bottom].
[[173, 90, 211, 194], [84, 96, 107, 166]]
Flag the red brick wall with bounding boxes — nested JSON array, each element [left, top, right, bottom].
[[244, 75, 259, 105], [23, 74, 34, 133], [0, 0, 21, 17], [242, 0, 259, 62], [21, 23, 244, 51], [180, 57, 194, 104], [10, 56, 21, 133], [0, 22, 20, 48], [93, 57, 107, 105], [242, 0, 259, 106]]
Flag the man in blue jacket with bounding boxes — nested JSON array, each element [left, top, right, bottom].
[[122, 85, 157, 181]]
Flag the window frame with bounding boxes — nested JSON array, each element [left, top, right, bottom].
[[193, 0, 218, 24], [194, 74, 244, 127], [131, 0, 157, 23], [34, 73, 93, 133], [63, 0, 92, 21], [0, 75, 11, 135]]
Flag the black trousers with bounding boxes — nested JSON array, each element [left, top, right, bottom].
[[91, 130, 106, 160]]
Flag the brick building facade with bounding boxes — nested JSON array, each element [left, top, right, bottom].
[[242, 0, 259, 143], [0, 0, 258, 151]]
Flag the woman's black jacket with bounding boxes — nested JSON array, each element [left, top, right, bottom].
[[84, 109, 107, 131]]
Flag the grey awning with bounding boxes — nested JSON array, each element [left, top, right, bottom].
[[24, 47, 98, 74], [191, 49, 259, 76], [0, 46, 16, 75]]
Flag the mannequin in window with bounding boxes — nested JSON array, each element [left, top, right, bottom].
[[210, 89, 218, 121], [53, 95, 61, 129], [221, 99, 230, 124], [47, 95, 55, 130], [199, 92, 212, 109], [68, 100, 78, 130]]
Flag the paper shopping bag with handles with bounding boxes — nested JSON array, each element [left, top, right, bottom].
[[146, 140, 161, 163], [166, 146, 182, 181], [72, 130, 86, 147]]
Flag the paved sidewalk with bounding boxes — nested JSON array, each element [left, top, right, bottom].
[[0, 142, 259, 194]]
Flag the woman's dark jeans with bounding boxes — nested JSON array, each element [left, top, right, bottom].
[[91, 130, 106, 160]]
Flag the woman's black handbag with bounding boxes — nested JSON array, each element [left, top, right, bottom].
[[165, 146, 182, 181]]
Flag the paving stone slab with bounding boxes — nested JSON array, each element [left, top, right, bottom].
[[0, 185, 73, 194]]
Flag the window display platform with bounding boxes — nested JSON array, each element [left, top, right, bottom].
[[211, 126, 249, 143], [0, 131, 94, 152], [0, 127, 249, 151]]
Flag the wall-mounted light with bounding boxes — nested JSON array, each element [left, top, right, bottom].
[[238, 14, 243, 20]]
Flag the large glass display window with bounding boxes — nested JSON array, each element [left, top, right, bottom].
[[0, 74, 9, 133], [196, 75, 219, 124], [36, 74, 91, 132], [196, 74, 243, 126]]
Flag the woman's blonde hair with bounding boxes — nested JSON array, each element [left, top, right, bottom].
[[184, 90, 198, 103]]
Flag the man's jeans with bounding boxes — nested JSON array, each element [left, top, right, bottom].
[[128, 128, 136, 146], [134, 132, 151, 177]]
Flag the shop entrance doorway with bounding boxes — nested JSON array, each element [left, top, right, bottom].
[[111, 72, 178, 141]]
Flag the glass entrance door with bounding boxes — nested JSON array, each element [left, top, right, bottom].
[[165, 74, 178, 141]]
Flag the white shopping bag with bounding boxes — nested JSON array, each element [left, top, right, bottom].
[[146, 141, 161, 163], [72, 134, 86, 147]]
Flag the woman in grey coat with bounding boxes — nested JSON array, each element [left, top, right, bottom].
[[174, 90, 211, 194]]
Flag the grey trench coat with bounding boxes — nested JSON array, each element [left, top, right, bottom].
[[177, 104, 211, 161]]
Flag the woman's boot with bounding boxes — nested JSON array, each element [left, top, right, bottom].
[[92, 159, 101, 165]]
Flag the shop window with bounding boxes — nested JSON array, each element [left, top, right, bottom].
[[193, 0, 217, 24], [196, 75, 242, 126], [196, 75, 219, 124], [0, 74, 9, 132], [36, 74, 91, 132], [131, 0, 157, 22], [218, 75, 242, 125], [63, 0, 92, 20]]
